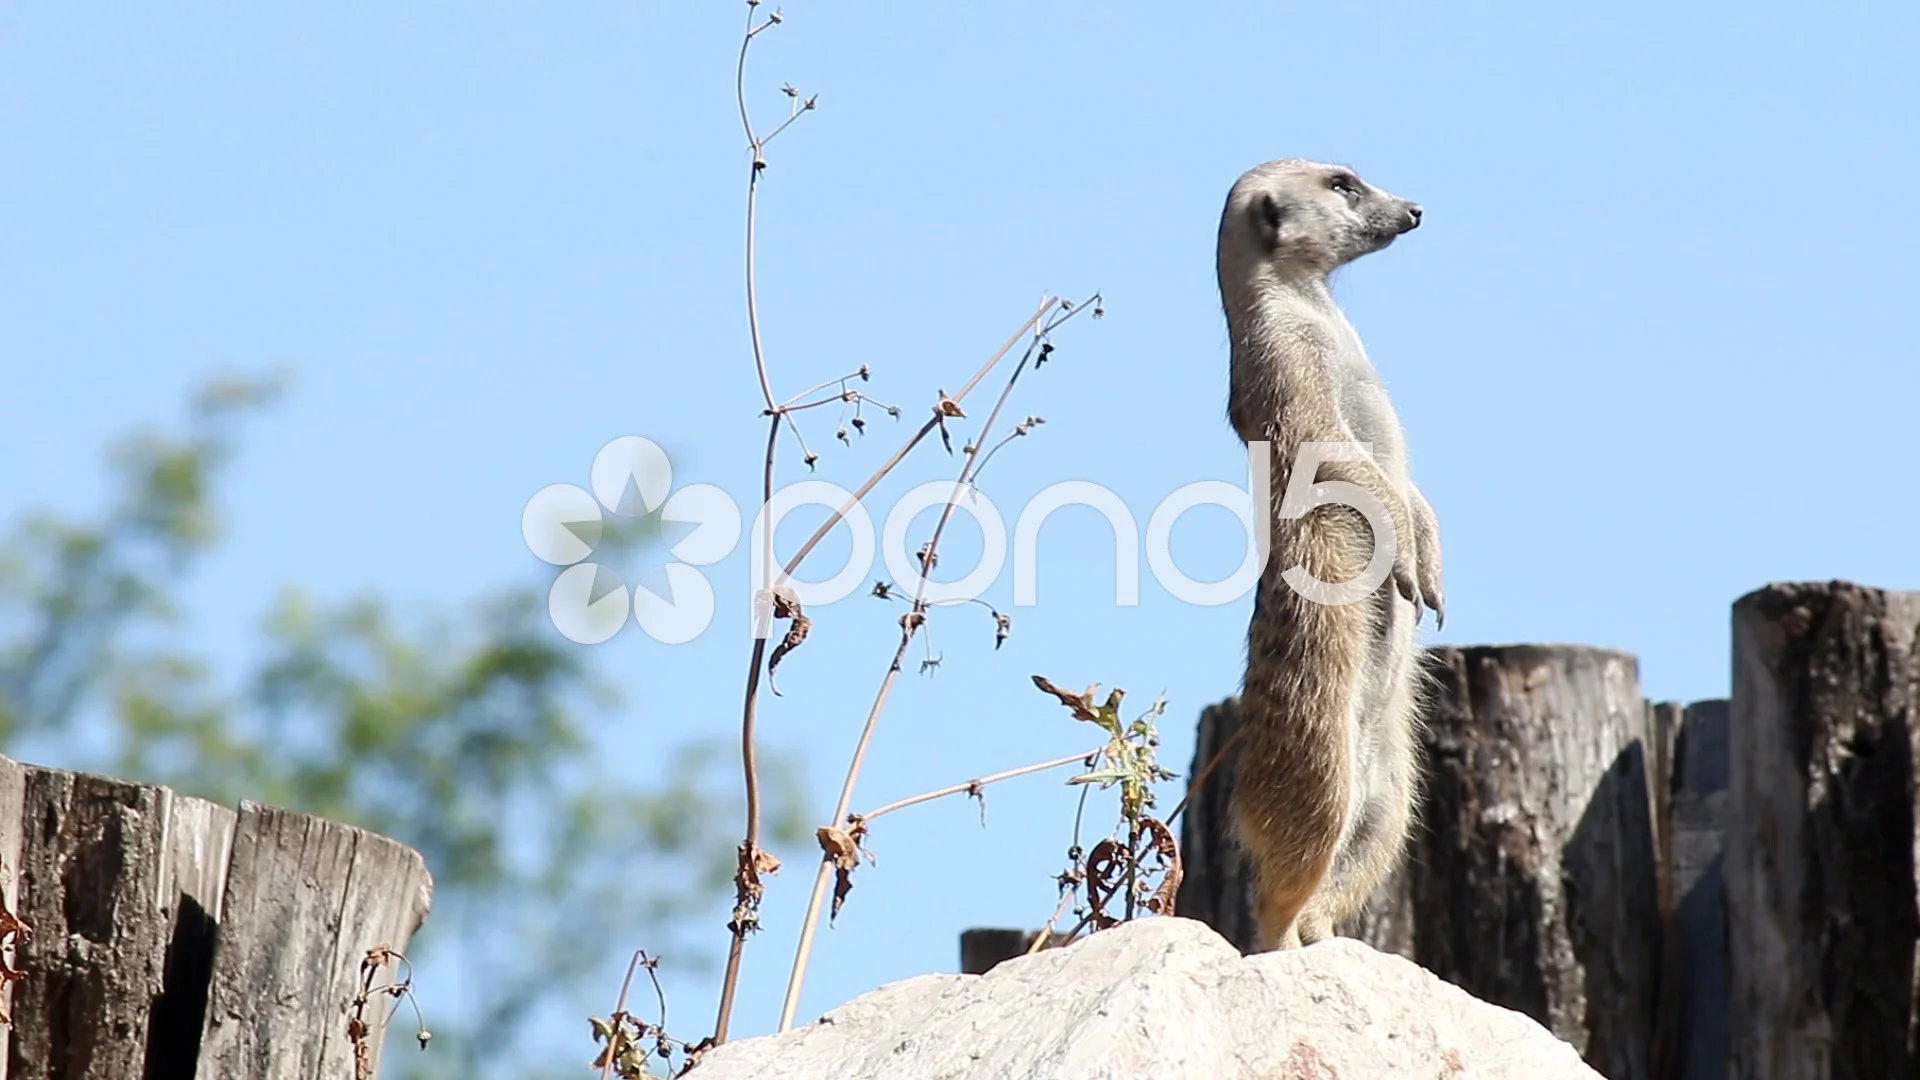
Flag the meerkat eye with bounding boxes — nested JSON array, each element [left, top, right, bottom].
[[1328, 173, 1360, 197]]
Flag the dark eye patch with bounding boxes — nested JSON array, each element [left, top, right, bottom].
[[1328, 173, 1360, 195]]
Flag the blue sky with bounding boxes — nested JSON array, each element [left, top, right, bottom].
[[4, 0, 1917, 1064]]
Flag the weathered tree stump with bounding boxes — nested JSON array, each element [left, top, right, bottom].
[[1408, 645, 1659, 1080], [1178, 645, 1661, 1080], [0, 755, 433, 1080], [1724, 582, 1920, 1080]]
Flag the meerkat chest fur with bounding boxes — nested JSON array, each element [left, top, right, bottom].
[[1213, 158, 1443, 951], [1238, 283, 1410, 489]]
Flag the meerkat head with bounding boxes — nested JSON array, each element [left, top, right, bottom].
[[1217, 159, 1422, 284]]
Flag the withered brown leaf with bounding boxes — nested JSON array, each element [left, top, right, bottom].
[[1083, 838, 1125, 930], [1140, 817, 1183, 916], [730, 841, 782, 936], [816, 825, 871, 924], [767, 593, 812, 695], [1030, 674, 1099, 723]]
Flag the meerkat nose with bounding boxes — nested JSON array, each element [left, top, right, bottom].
[[1406, 204, 1423, 228]]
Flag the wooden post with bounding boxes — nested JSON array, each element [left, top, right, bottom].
[[1412, 645, 1660, 1080], [1724, 582, 1920, 1080], [8, 768, 181, 1080], [0, 755, 432, 1080], [958, 929, 1044, 975], [197, 803, 434, 1080]]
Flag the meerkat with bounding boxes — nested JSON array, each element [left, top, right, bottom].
[[1215, 158, 1444, 950]]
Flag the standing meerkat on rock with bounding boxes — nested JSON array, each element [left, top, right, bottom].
[[1215, 158, 1444, 951]]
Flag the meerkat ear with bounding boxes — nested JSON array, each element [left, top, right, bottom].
[[1255, 193, 1288, 248]]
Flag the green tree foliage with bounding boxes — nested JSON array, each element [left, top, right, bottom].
[[0, 377, 802, 1078]]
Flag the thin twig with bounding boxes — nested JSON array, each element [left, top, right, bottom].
[[1124, 819, 1139, 921], [779, 410, 819, 469], [644, 958, 672, 1058], [1025, 760, 1099, 958], [600, 951, 645, 1080], [777, 625, 913, 1030], [1026, 887, 1080, 956], [851, 748, 1099, 826], [713, 413, 782, 1046], [771, 299, 1056, 585], [743, 171, 773, 409], [779, 367, 869, 411], [761, 104, 813, 147], [1054, 910, 1098, 950], [969, 416, 1045, 484], [1072, 781, 1092, 851], [781, 394, 851, 414], [737, 8, 778, 413]]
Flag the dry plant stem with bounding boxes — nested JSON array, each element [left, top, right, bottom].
[[712, 6, 787, 1046], [783, 394, 856, 414], [1027, 888, 1080, 955], [778, 631, 914, 1032], [1124, 820, 1139, 921], [779, 410, 817, 463], [712, 413, 782, 1047], [744, 167, 774, 409], [854, 747, 1100, 825], [737, 10, 778, 412], [760, 108, 809, 148], [1056, 911, 1099, 949], [777, 307, 1086, 1032], [968, 428, 1031, 484], [781, 369, 868, 410], [646, 959, 671, 1039], [601, 950, 645, 1080]]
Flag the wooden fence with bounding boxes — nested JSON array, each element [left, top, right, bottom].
[[966, 580, 1920, 1080], [0, 757, 433, 1080]]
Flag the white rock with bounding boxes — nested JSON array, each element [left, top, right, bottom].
[[693, 917, 1600, 1079]]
